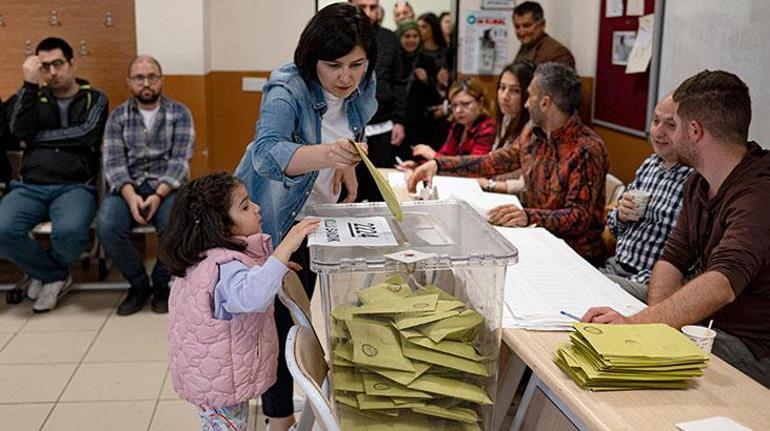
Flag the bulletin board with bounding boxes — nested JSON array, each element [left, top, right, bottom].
[[592, 0, 658, 137]]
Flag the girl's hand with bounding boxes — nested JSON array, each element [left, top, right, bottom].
[[412, 144, 437, 160], [273, 218, 321, 265], [287, 261, 303, 272], [328, 139, 365, 168]]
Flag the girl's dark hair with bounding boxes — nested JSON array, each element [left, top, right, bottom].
[[159, 172, 247, 277], [417, 12, 447, 49], [294, 3, 377, 87], [496, 60, 535, 146]]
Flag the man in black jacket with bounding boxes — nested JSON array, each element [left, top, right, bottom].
[[0, 37, 108, 312], [0, 98, 12, 186], [351, 0, 408, 202]]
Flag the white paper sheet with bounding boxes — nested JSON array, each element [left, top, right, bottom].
[[626, 14, 655, 74], [676, 416, 751, 431], [307, 217, 397, 247], [626, 0, 645, 16], [496, 227, 646, 330], [605, 0, 624, 18]]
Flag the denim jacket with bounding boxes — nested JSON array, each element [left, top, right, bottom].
[[234, 62, 378, 246]]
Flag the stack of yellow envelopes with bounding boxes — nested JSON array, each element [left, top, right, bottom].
[[330, 274, 492, 430], [554, 323, 710, 391]]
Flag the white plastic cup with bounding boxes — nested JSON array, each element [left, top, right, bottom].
[[682, 325, 717, 353], [627, 189, 652, 218]]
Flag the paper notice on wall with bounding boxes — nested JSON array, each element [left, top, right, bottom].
[[605, 0, 624, 18], [626, 0, 645, 16], [625, 14, 655, 74], [459, 10, 511, 75], [307, 217, 398, 247]]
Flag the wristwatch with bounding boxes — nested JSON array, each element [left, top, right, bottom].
[[485, 178, 496, 192]]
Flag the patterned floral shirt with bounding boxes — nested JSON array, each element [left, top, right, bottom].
[[436, 115, 609, 261]]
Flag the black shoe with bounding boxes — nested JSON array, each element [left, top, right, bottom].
[[151, 284, 169, 314], [117, 285, 152, 316]]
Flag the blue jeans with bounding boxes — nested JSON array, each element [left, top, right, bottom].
[[0, 180, 96, 283], [96, 182, 174, 289]]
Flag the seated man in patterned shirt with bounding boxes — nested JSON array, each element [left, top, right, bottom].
[[97, 55, 195, 316], [407, 62, 608, 264], [602, 94, 692, 302]]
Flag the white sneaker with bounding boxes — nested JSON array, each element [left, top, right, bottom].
[[25, 278, 43, 301], [32, 277, 73, 313]]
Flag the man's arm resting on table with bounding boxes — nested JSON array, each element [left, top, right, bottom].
[[646, 260, 685, 305], [583, 270, 735, 327]]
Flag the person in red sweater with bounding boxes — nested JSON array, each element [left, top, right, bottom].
[[410, 78, 496, 162]]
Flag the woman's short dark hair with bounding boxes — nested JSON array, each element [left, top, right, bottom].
[[418, 12, 448, 49], [496, 60, 535, 145], [294, 3, 377, 87], [159, 172, 247, 277]]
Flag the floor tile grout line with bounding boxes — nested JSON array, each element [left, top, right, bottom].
[[37, 299, 119, 431]]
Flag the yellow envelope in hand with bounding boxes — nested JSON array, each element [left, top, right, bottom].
[[347, 319, 415, 372], [353, 142, 403, 221]]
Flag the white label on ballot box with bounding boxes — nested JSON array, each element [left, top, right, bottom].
[[307, 217, 397, 247]]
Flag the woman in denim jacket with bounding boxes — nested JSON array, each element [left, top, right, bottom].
[[234, 3, 377, 430]]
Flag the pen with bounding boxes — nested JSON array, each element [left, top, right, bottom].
[[560, 310, 581, 321], [395, 156, 405, 165]]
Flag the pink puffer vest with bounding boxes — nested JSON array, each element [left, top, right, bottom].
[[167, 234, 279, 408]]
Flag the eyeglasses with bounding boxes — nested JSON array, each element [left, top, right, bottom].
[[39, 59, 68, 72], [129, 74, 161, 85], [450, 99, 478, 111]]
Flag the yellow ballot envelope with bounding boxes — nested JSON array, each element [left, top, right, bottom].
[[353, 141, 402, 222]]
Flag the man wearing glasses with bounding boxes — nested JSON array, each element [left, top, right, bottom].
[[1, 37, 108, 312], [97, 55, 195, 316]]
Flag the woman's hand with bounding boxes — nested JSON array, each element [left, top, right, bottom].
[[396, 160, 417, 171], [414, 67, 428, 83], [333, 167, 358, 203], [437, 67, 450, 87], [412, 144, 437, 160], [328, 138, 365, 168]]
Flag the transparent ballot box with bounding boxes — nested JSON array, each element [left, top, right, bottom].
[[309, 200, 518, 430]]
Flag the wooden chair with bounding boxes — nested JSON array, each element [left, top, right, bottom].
[[286, 325, 340, 431]]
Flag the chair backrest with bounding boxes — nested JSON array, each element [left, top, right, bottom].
[[278, 271, 312, 327], [286, 325, 339, 431], [605, 173, 625, 206]]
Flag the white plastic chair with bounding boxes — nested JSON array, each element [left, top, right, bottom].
[[286, 325, 340, 431], [605, 173, 625, 206]]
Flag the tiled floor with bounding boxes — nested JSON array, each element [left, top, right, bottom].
[[0, 290, 275, 431]]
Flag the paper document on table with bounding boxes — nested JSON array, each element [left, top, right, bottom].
[[676, 416, 751, 431], [450, 191, 521, 220], [495, 227, 645, 330]]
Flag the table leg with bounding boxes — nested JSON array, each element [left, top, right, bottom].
[[494, 351, 528, 430]]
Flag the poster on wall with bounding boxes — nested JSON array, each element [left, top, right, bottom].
[[459, 10, 511, 75], [611, 31, 636, 66], [481, 0, 516, 9]]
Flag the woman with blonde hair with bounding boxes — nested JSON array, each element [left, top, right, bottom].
[[410, 78, 496, 161]]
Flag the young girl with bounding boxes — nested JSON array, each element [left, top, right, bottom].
[[160, 172, 320, 431]]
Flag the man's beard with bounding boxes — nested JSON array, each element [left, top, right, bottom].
[[136, 89, 161, 104]]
